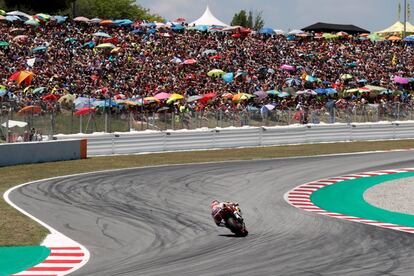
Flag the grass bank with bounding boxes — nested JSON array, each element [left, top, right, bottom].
[[1, 139, 414, 246]]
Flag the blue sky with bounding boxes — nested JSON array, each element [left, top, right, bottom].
[[136, 0, 409, 32]]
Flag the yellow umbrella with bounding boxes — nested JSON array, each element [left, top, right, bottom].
[[58, 94, 76, 104], [144, 97, 160, 104], [166, 93, 184, 104], [96, 43, 116, 49]]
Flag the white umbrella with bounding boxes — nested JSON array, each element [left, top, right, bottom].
[[264, 104, 276, 111], [7, 11, 32, 20], [2, 120, 27, 128]]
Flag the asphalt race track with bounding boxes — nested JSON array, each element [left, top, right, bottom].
[[9, 151, 414, 276]]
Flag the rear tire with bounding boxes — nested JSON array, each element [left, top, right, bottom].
[[226, 217, 244, 235]]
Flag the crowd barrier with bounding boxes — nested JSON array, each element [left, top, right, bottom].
[[54, 122, 414, 156], [0, 139, 87, 167]]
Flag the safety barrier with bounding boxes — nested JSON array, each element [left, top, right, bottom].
[[53, 122, 414, 157], [0, 139, 87, 167]]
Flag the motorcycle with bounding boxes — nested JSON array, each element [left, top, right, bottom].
[[220, 204, 248, 237]]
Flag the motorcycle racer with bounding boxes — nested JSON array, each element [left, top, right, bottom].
[[210, 200, 240, 227]]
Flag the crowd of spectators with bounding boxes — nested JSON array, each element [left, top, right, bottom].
[[1, 18, 414, 126]]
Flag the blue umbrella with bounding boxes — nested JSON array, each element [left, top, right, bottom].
[[195, 25, 209, 31], [315, 88, 326, 94], [278, 92, 290, 98], [325, 88, 337, 94], [93, 31, 111, 38], [32, 46, 47, 53], [92, 100, 118, 108], [259, 27, 275, 34], [131, 29, 143, 34], [147, 29, 157, 34], [83, 41, 95, 48], [0, 88, 7, 97], [5, 15, 20, 21], [172, 25, 184, 31], [114, 19, 133, 26], [222, 72, 234, 83], [53, 16, 67, 23], [404, 35, 414, 42]]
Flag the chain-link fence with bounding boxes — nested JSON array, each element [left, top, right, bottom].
[[1, 102, 414, 142]]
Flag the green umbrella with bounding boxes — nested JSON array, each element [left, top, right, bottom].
[[0, 10, 5, 16], [25, 19, 40, 26], [322, 33, 338, 39], [32, 87, 47, 94], [368, 33, 385, 42], [364, 85, 387, 92], [0, 41, 9, 47], [207, 69, 225, 77]]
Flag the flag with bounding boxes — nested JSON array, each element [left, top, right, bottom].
[[409, 2, 411, 21], [392, 53, 397, 66]]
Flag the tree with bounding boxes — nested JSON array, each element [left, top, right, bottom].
[[231, 9, 265, 31], [71, 0, 162, 20], [4, 0, 70, 13]]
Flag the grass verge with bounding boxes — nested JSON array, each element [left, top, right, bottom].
[[1, 139, 414, 246]]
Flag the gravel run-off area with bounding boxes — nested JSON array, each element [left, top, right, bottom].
[[364, 177, 414, 215]]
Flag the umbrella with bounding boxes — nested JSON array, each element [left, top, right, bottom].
[[13, 35, 28, 43], [201, 92, 217, 102], [74, 97, 94, 109], [100, 20, 114, 26], [207, 69, 225, 77], [75, 107, 95, 116], [176, 17, 186, 22], [394, 76, 409, 84], [171, 57, 182, 64], [7, 11, 31, 19], [368, 33, 385, 42], [58, 94, 76, 104], [167, 93, 184, 104], [42, 94, 59, 101], [96, 43, 116, 49], [9, 71, 34, 86], [0, 41, 9, 47], [278, 92, 290, 98], [0, 85, 7, 97], [93, 31, 111, 38], [259, 27, 275, 34], [1, 120, 27, 128], [90, 18, 102, 24], [363, 85, 387, 92], [285, 78, 301, 86], [73, 16, 90, 22], [5, 15, 20, 22], [253, 90, 268, 99], [0, 10, 5, 16], [280, 64, 296, 71], [222, 73, 234, 83], [187, 95, 203, 102], [222, 93, 234, 99], [340, 74, 353, 80], [388, 36, 401, 41], [52, 15, 67, 23], [143, 96, 160, 104], [325, 88, 337, 94], [296, 89, 317, 96], [404, 35, 414, 42], [32, 87, 47, 94], [83, 41, 95, 48], [92, 100, 118, 108], [32, 46, 47, 53], [266, 90, 279, 96], [157, 106, 170, 112], [24, 19, 39, 26], [0, 16, 5, 21], [154, 92, 172, 100], [233, 93, 254, 102], [17, 105, 41, 115], [202, 49, 217, 55], [64, 37, 77, 44], [345, 88, 360, 93], [264, 104, 276, 111], [182, 59, 197, 65]]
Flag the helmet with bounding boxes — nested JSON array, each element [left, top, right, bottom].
[[210, 200, 220, 209]]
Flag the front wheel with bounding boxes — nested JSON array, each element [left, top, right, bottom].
[[226, 217, 248, 236]]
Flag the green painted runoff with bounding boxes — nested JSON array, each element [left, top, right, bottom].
[[0, 246, 50, 276], [311, 172, 414, 227]]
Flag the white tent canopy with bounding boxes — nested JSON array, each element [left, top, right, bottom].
[[376, 21, 414, 34], [2, 120, 27, 128], [189, 6, 229, 27]]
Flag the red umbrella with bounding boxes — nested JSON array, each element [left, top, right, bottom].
[[182, 59, 197, 65], [42, 94, 59, 101], [209, 55, 222, 60], [17, 105, 41, 115], [175, 17, 186, 22], [232, 33, 241, 38], [75, 107, 95, 116], [200, 92, 217, 103], [9, 70, 34, 86]]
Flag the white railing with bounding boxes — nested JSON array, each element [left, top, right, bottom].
[[55, 122, 414, 156]]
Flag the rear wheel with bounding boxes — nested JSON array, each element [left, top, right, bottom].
[[226, 217, 243, 234]]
